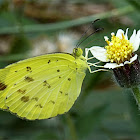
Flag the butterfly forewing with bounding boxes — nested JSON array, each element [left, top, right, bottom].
[[0, 54, 73, 109]]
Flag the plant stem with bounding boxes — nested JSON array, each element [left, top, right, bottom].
[[0, 54, 28, 61], [131, 86, 140, 106], [0, 5, 134, 34], [65, 114, 78, 140]]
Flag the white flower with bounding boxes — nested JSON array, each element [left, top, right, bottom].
[[86, 28, 140, 69]]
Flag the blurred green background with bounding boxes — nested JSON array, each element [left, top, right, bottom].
[[0, 0, 140, 140]]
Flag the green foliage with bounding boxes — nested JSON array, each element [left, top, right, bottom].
[[10, 35, 31, 54], [0, 0, 140, 139]]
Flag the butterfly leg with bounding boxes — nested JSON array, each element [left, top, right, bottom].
[[87, 62, 105, 68], [85, 48, 96, 61], [87, 63, 109, 73], [88, 67, 108, 73], [86, 48, 109, 73]]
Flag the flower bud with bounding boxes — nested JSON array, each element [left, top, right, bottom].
[[113, 58, 140, 88]]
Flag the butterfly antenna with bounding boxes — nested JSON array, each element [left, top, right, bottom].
[[83, 38, 102, 48], [76, 28, 104, 47], [76, 19, 100, 48]]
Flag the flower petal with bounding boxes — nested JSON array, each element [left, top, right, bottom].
[[85, 48, 89, 59], [104, 63, 124, 69], [124, 54, 138, 65], [132, 30, 140, 52], [116, 29, 124, 39], [89, 46, 109, 62], [104, 55, 138, 69], [125, 28, 129, 40], [130, 29, 136, 44]]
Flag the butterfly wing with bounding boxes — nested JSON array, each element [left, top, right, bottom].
[[0, 53, 87, 120]]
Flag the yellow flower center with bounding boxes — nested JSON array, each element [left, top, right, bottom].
[[105, 33, 133, 64]]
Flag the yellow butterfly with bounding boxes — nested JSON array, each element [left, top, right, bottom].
[[0, 48, 89, 120]]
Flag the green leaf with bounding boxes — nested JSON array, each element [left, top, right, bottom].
[[76, 104, 108, 138]]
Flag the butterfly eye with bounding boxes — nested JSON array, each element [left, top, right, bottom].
[[73, 48, 83, 57], [74, 48, 78, 53], [75, 48, 78, 54]]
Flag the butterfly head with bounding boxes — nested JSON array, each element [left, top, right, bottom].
[[73, 48, 83, 58]]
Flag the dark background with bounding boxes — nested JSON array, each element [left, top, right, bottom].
[[0, 0, 140, 140]]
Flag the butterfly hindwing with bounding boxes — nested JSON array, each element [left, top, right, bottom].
[[0, 53, 87, 120]]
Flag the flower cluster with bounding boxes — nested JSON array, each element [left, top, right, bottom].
[[86, 28, 140, 69], [86, 29, 140, 88]]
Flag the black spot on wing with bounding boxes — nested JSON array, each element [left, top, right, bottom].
[[49, 100, 55, 104], [43, 80, 47, 86], [68, 78, 71, 81], [48, 60, 51, 64], [57, 69, 60, 72], [0, 82, 7, 91], [25, 76, 34, 82], [22, 117, 27, 120], [32, 97, 39, 101], [35, 104, 43, 108], [35, 119, 39, 121], [43, 80, 51, 88], [48, 85, 51, 88], [17, 89, 26, 94], [21, 96, 29, 102], [26, 66, 32, 72]]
